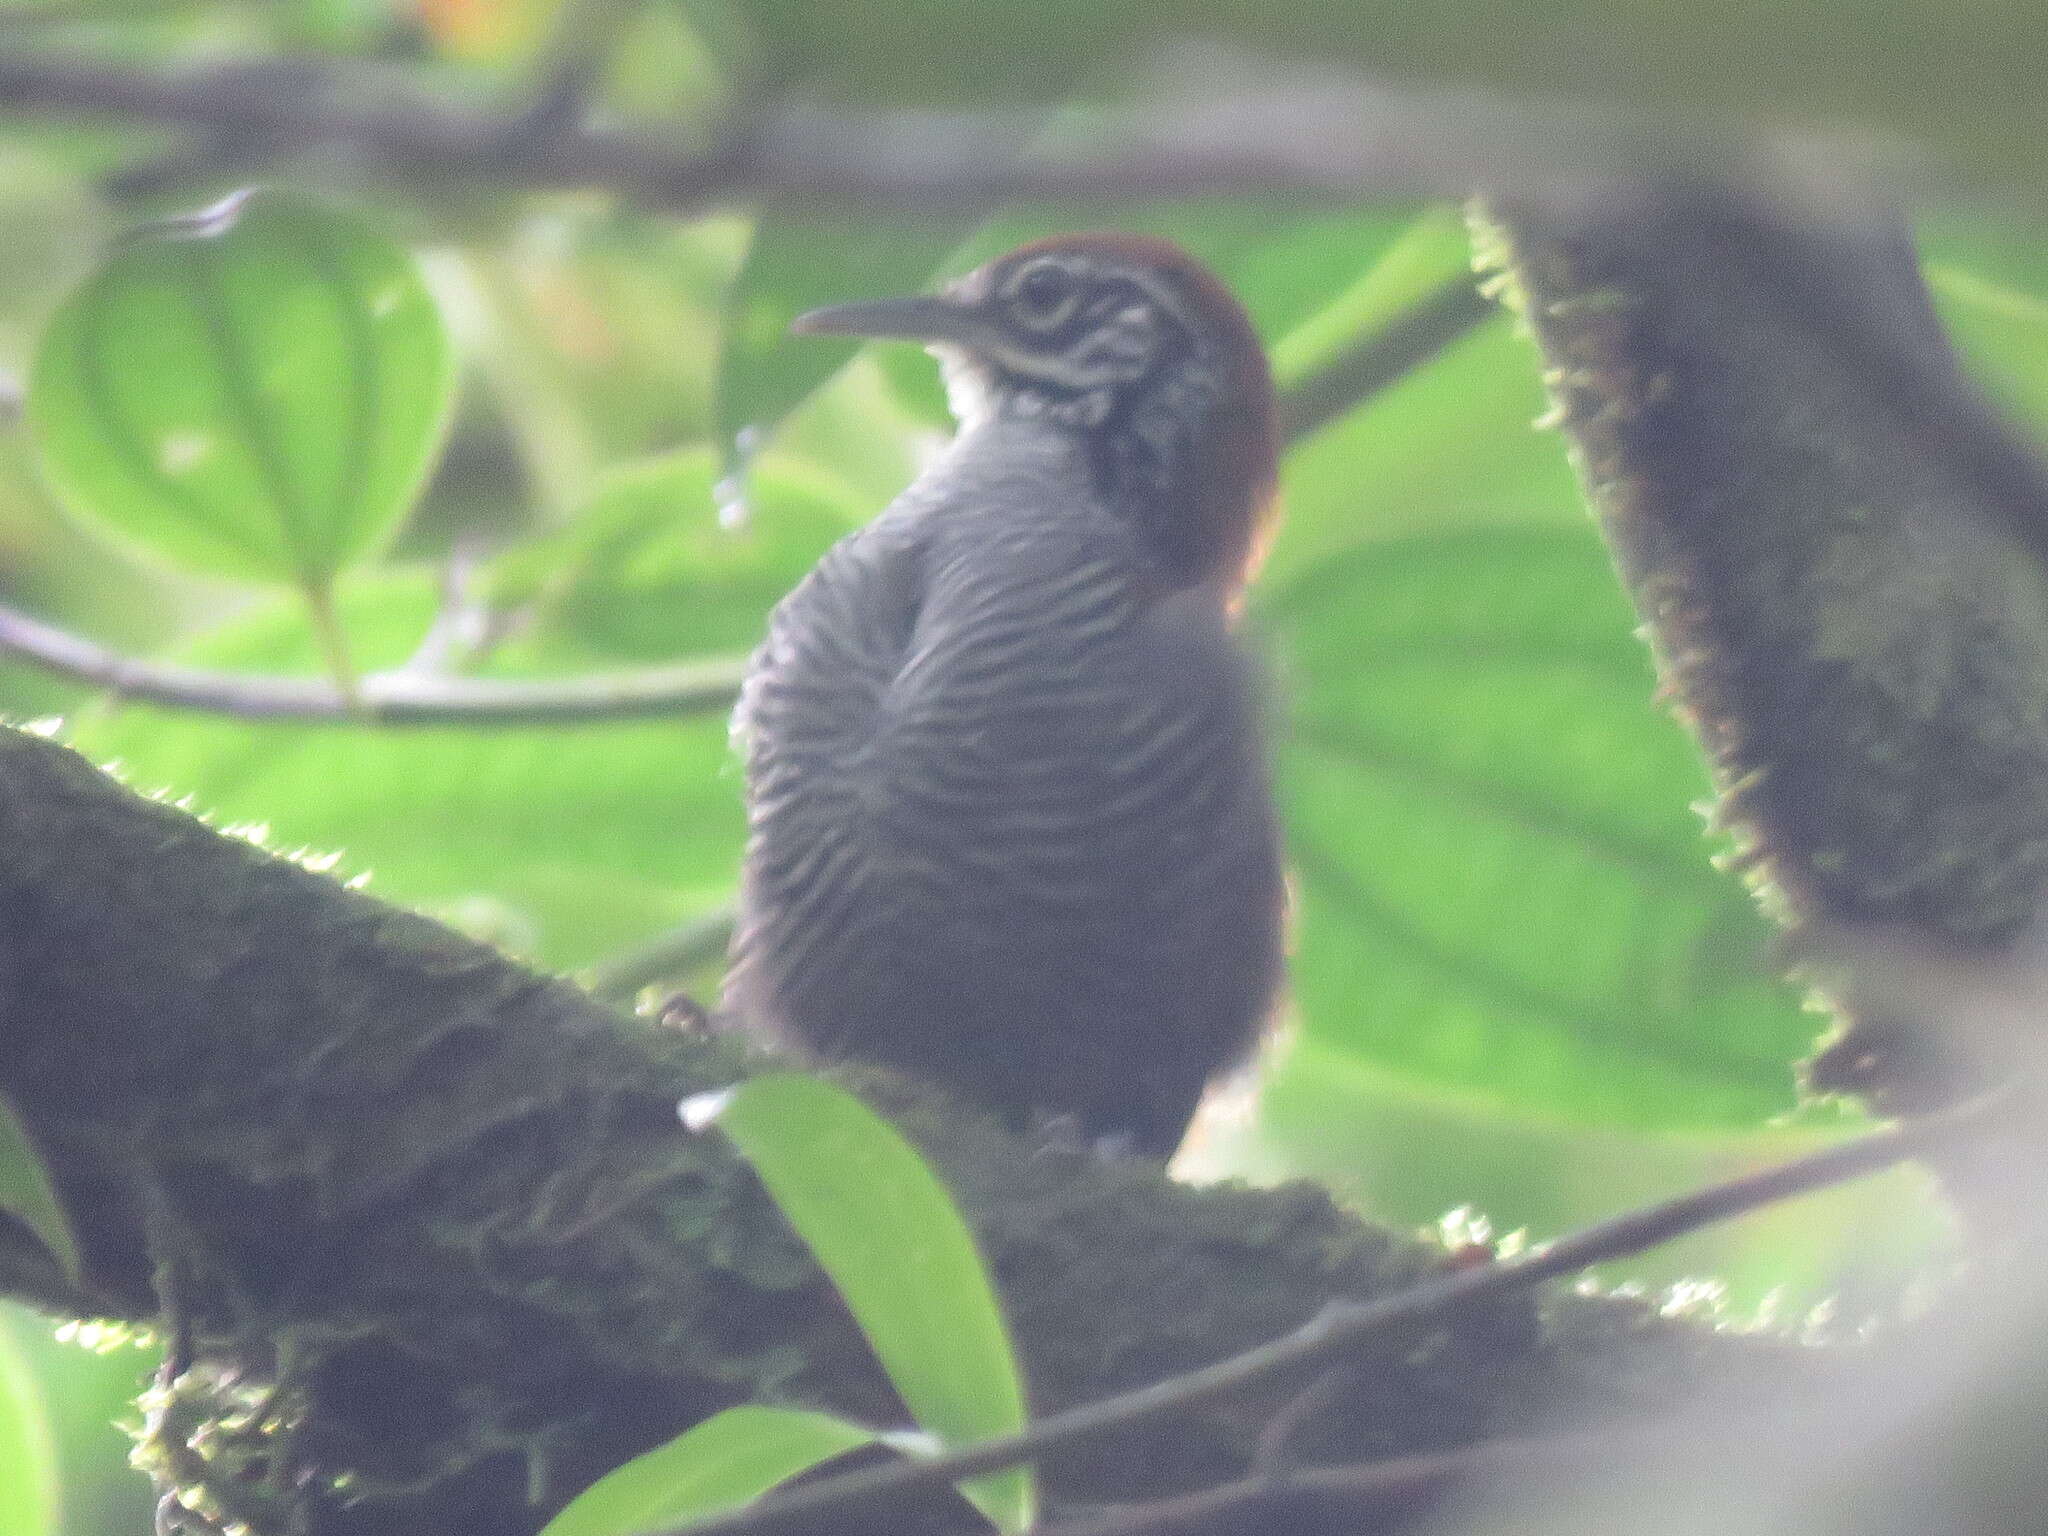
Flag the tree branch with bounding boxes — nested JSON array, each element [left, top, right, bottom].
[[659, 1095, 1990, 1536], [508, 0, 650, 145], [0, 43, 1905, 216], [1275, 277, 1494, 443], [1481, 188, 2048, 1121], [0, 720, 1799, 1536], [1038, 1427, 1664, 1536], [1040, 1444, 1494, 1536], [0, 599, 744, 724]]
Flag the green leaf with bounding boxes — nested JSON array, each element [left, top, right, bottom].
[[1261, 526, 1811, 1129], [1, 1305, 158, 1536], [0, 1323, 56, 1536], [693, 1075, 1033, 1533], [488, 446, 860, 661], [1247, 234, 1819, 1138], [64, 574, 743, 971], [0, 1096, 79, 1288], [1264, 302, 1588, 587], [28, 187, 456, 586], [61, 443, 885, 973], [1922, 215, 2048, 446], [1265, 206, 1474, 393], [716, 214, 976, 473], [539, 1405, 879, 1536]]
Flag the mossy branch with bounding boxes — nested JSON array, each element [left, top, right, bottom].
[[1480, 187, 2048, 1114], [0, 722, 1783, 1536]]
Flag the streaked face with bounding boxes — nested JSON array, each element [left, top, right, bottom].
[[948, 248, 1198, 396], [787, 237, 1236, 435]]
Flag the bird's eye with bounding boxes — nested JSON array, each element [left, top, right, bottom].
[[1008, 261, 1078, 328]]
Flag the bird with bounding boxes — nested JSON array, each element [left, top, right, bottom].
[[726, 233, 1285, 1158]]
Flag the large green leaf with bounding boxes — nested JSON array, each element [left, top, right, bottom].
[[1265, 303, 1589, 586], [539, 1405, 879, 1536], [28, 188, 455, 586], [489, 447, 859, 662], [1235, 218, 1815, 1135], [694, 1075, 1033, 1533], [1922, 215, 2048, 446], [60, 437, 885, 974], [716, 214, 975, 476], [1263, 526, 1807, 1128], [64, 574, 742, 971]]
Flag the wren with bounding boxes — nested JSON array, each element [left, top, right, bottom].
[[728, 234, 1284, 1157]]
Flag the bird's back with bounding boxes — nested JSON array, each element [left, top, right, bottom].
[[729, 424, 1282, 1154]]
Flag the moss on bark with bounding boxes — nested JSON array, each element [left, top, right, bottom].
[[0, 725, 1782, 1535]]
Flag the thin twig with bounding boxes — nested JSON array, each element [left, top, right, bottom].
[[584, 907, 736, 1002], [1250, 1366, 1353, 1475], [0, 599, 744, 725], [1044, 1413, 1770, 1536], [400, 537, 525, 676], [655, 1092, 1999, 1536], [501, 0, 650, 153], [1276, 277, 1495, 443], [0, 254, 1490, 733], [1044, 1439, 1531, 1536]]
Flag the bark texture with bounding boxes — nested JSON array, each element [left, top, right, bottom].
[[0, 726, 1772, 1536], [1482, 187, 2048, 1114]]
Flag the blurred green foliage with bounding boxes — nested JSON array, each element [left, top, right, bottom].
[[0, 1099, 78, 1298], [0, 3, 2043, 1532], [28, 189, 455, 589], [0, 1321, 57, 1536]]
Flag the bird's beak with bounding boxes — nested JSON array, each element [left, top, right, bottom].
[[789, 294, 981, 344]]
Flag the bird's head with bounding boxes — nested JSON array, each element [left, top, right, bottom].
[[793, 233, 1279, 593]]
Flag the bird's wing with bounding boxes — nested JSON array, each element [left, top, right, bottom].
[[732, 515, 926, 762]]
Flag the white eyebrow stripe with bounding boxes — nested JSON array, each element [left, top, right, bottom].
[[994, 256, 1200, 344], [1121, 269, 1202, 343]]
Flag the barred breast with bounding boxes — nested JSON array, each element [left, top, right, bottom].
[[728, 426, 1282, 1155]]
